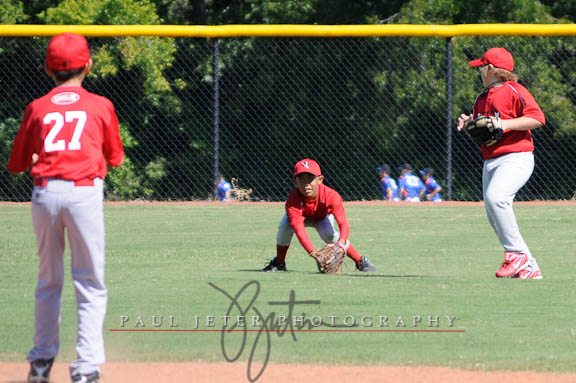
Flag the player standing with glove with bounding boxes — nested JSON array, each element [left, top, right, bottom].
[[262, 159, 375, 273], [457, 47, 545, 279], [7, 33, 124, 382]]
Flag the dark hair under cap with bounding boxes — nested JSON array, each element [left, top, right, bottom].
[[401, 163, 412, 172], [376, 164, 391, 173]]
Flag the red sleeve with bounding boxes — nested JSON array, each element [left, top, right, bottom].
[[516, 84, 545, 125], [327, 189, 350, 243], [286, 190, 315, 253], [102, 101, 124, 167], [7, 103, 36, 174]]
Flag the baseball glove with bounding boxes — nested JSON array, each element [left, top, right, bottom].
[[463, 116, 503, 147], [309, 244, 346, 274]]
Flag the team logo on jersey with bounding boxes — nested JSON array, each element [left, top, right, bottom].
[[51, 92, 80, 105]]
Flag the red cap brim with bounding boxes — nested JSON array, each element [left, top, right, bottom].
[[469, 58, 484, 67]]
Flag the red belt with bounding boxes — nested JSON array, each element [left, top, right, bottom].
[[34, 177, 95, 187]]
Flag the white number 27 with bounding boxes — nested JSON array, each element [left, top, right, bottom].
[[44, 111, 87, 152]]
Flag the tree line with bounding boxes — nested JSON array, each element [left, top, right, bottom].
[[1, 0, 575, 201]]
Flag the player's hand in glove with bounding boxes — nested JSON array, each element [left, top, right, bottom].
[[463, 115, 504, 147], [309, 244, 346, 274]]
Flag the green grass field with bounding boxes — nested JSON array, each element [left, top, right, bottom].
[[1, 203, 575, 373]]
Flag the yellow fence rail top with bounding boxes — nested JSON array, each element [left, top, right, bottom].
[[1, 24, 576, 37]]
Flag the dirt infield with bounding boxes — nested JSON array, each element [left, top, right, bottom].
[[2, 362, 576, 383]]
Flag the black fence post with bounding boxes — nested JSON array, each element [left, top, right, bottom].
[[212, 38, 221, 199], [445, 37, 453, 201]]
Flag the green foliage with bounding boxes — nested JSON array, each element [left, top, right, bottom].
[[543, 0, 576, 22], [145, 156, 167, 180], [105, 156, 149, 200], [156, 0, 408, 25], [0, 0, 26, 23], [0, 117, 19, 158], [0, 117, 34, 201], [105, 124, 169, 200], [242, 0, 315, 24], [40, 0, 178, 97], [90, 43, 118, 77], [398, 0, 553, 25], [105, 154, 168, 200], [118, 122, 137, 149], [116, 36, 176, 96], [41, 0, 159, 24], [2, 0, 576, 201], [398, 0, 457, 23]]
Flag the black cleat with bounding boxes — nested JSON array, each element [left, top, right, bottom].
[[356, 256, 376, 272], [262, 257, 287, 272], [28, 358, 54, 383]]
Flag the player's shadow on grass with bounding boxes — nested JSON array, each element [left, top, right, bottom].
[[343, 273, 445, 279], [236, 269, 444, 278]]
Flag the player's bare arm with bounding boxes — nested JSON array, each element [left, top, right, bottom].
[[501, 116, 544, 131]]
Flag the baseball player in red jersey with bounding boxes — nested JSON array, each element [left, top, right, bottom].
[[7, 33, 124, 383], [457, 47, 544, 280], [263, 159, 376, 272]]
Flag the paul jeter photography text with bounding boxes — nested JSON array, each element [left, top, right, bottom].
[[111, 281, 463, 382], [114, 280, 460, 331]]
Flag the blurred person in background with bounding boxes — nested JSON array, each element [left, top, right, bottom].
[[377, 163, 399, 201], [419, 168, 443, 202]]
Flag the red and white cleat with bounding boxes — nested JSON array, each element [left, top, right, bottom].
[[495, 251, 529, 278], [515, 267, 543, 280]]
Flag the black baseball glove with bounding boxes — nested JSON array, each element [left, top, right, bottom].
[[464, 116, 504, 147]]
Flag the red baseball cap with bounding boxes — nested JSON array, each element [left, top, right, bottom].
[[469, 47, 514, 72], [294, 159, 322, 176], [46, 33, 91, 71]]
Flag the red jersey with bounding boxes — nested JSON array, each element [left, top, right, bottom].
[[286, 183, 350, 253], [473, 81, 545, 160], [8, 86, 124, 180]]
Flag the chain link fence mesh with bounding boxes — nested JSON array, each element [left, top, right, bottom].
[[1, 35, 575, 202]]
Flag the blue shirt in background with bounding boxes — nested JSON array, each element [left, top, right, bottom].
[[425, 177, 443, 201], [217, 180, 231, 201], [380, 175, 399, 201], [398, 172, 425, 200]]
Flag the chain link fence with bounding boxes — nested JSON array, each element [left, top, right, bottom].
[[1, 34, 575, 202]]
